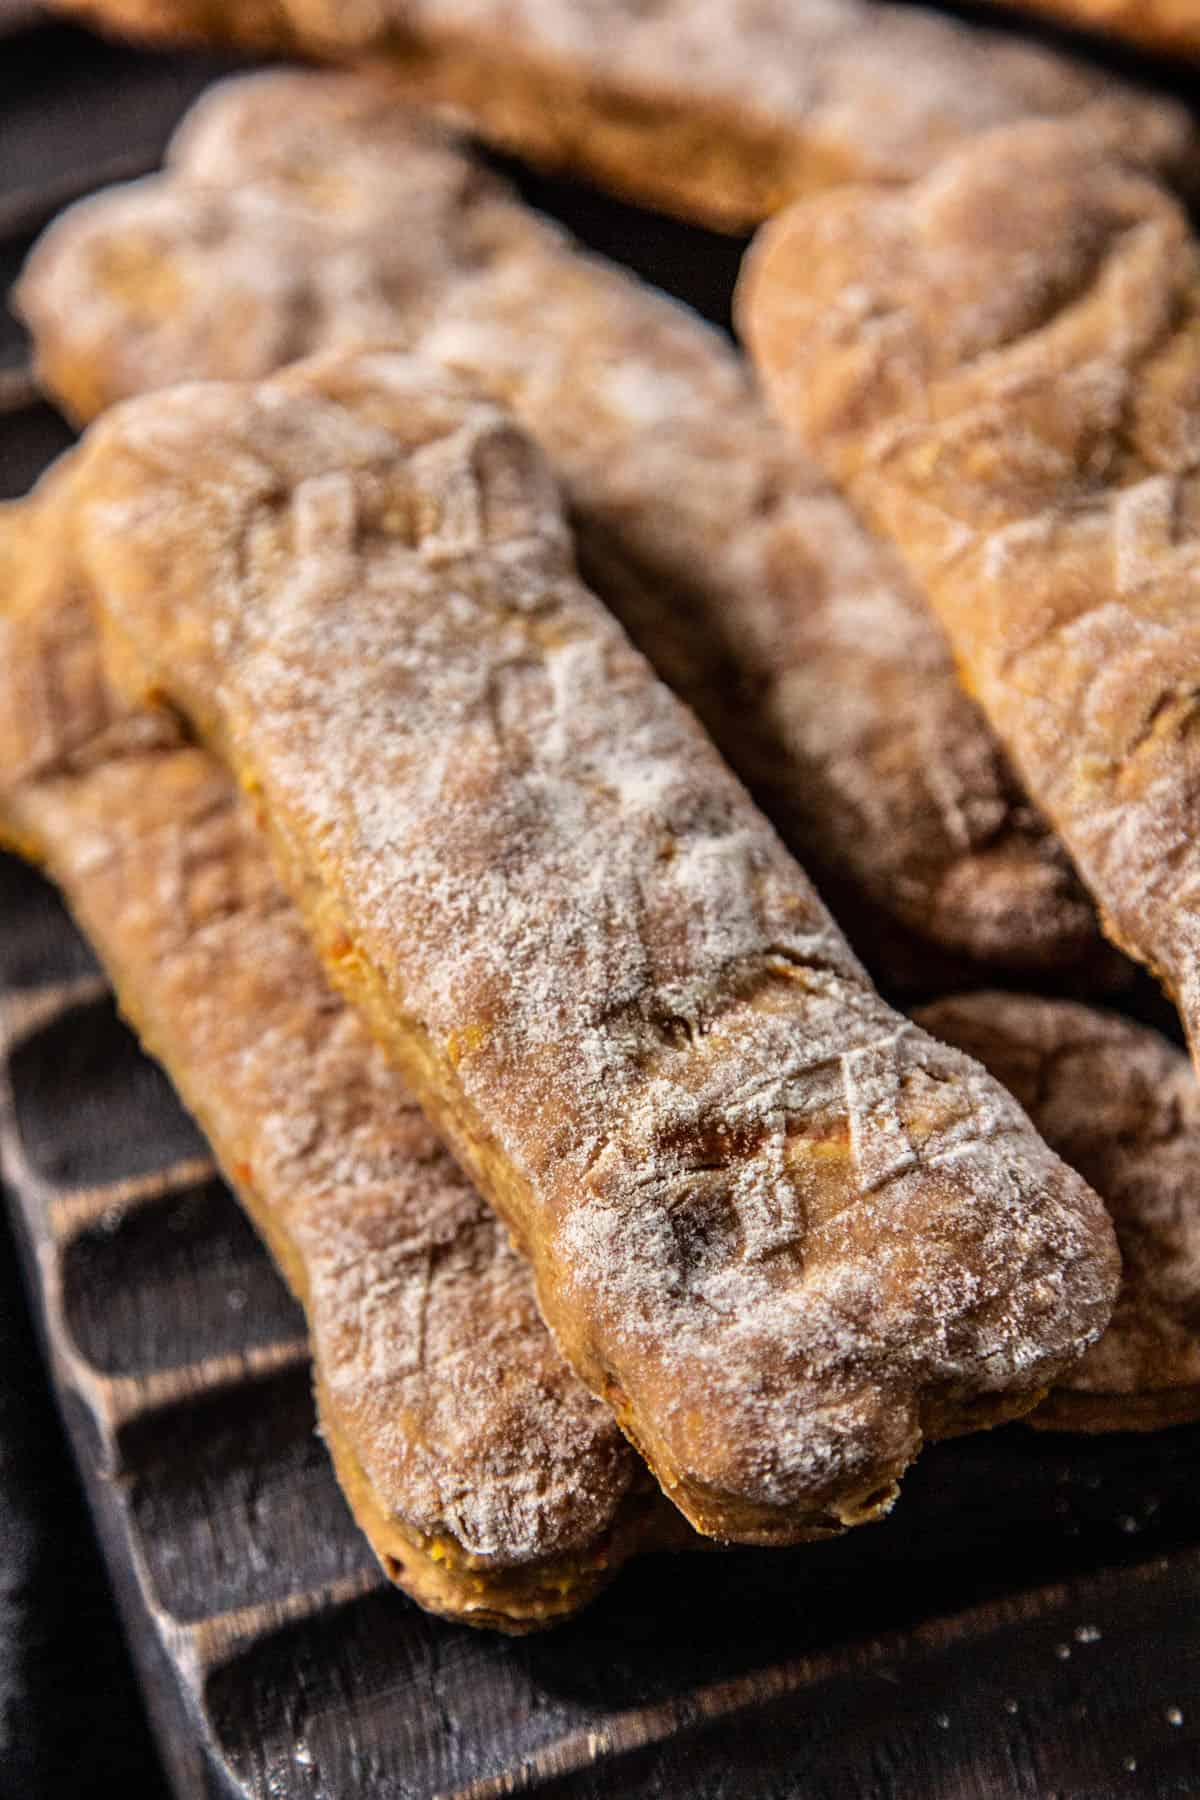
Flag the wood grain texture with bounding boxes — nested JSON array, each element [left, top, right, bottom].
[[3, 906, 1200, 1798], [2, 27, 1200, 1800], [0, 1165, 172, 1800]]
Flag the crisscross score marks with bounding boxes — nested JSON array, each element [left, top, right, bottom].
[[727, 1110, 797, 1265], [742, 120, 1200, 1059], [0, 501, 177, 795], [841, 1028, 917, 1195], [238, 401, 572, 633], [0, 516, 288, 953], [16, 73, 1115, 978], [665, 1021, 923, 1260], [67, 349, 1123, 1538], [303, 1181, 644, 1565], [0, 517, 651, 1596], [1113, 477, 1190, 599], [741, 122, 1191, 512], [633, 1082, 802, 1269], [0, 588, 110, 785]]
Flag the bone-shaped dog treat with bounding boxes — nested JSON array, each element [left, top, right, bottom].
[[15, 70, 1112, 986], [918, 993, 1200, 1434], [38, 0, 1194, 228], [742, 120, 1200, 1072], [62, 347, 1120, 1542], [0, 494, 693, 1631]]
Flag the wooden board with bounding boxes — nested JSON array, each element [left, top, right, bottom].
[[0, 1023, 173, 1799], [2, 22, 1200, 1800]]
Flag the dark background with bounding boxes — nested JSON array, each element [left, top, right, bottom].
[[1, 12, 1198, 1799]]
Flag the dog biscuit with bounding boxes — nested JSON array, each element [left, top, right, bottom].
[[37, 0, 1194, 227], [16, 70, 1113, 985], [742, 121, 1200, 1069], [63, 348, 1120, 1542], [0, 493, 687, 1630]]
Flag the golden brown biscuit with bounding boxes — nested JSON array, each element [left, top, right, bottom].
[[38, 1, 1195, 227], [15, 70, 1112, 986], [979, 0, 1200, 59], [62, 346, 1120, 1544], [0, 494, 693, 1631], [917, 995, 1200, 1434], [741, 121, 1200, 1071]]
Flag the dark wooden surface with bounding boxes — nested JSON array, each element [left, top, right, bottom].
[[0, 1170, 173, 1800], [2, 20, 1200, 1800]]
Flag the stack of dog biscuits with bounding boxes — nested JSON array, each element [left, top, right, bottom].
[[5, 0, 1200, 1630]]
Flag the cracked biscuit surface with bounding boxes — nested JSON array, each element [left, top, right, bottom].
[[742, 120, 1200, 1072], [0, 494, 686, 1632], [16, 70, 1113, 985], [918, 994, 1200, 1434], [36, 0, 1196, 227], [62, 347, 1120, 1543]]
